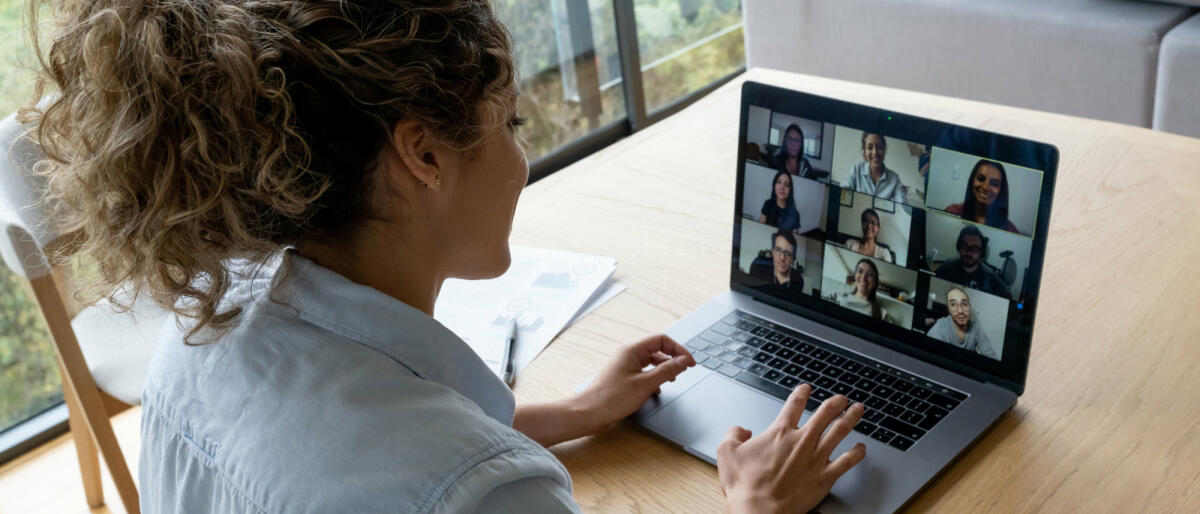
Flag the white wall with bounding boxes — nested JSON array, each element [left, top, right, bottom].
[[925, 147, 1044, 237], [924, 277, 1008, 358], [834, 190, 912, 267], [925, 210, 1033, 299], [747, 105, 771, 148], [829, 125, 926, 208], [819, 244, 917, 328], [741, 162, 826, 234]]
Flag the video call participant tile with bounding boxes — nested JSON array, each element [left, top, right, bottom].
[[829, 125, 927, 208], [830, 189, 913, 267], [741, 161, 828, 237], [919, 277, 1008, 361], [819, 244, 918, 329], [923, 210, 1033, 301], [737, 218, 824, 303], [925, 147, 1044, 238]]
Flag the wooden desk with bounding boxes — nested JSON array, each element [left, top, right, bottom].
[[509, 68, 1200, 512]]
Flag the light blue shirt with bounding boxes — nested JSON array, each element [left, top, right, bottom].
[[842, 161, 908, 204], [139, 251, 579, 513]]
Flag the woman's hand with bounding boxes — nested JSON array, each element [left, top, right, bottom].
[[513, 334, 695, 447], [718, 385, 867, 514]]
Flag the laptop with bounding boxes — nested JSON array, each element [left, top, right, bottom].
[[633, 81, 1057, 513]]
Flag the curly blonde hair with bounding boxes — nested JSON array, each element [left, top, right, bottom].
[[26, 0, 515, 340]]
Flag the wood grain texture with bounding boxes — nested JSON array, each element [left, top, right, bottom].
[[513, 68, 1200, 513]]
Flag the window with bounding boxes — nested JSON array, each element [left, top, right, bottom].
[[493, 0, 744, 178]]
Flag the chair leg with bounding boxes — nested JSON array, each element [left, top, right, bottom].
[[61, 365, 104, 508]]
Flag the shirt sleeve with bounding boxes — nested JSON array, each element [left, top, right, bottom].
[[473, 477, 580, 514]]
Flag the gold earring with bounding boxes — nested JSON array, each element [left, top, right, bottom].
[[433, 174, 441, 188]]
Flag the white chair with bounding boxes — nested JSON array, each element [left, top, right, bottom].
[[0, 111, 168, 514]]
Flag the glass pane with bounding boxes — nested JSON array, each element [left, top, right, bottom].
[[493, 0, 627, 163], [0, 0, 62, 435], [0, 266, 62, 434], [635, 0, 745, 113]]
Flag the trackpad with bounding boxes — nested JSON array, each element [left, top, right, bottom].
[[644, 374, 789, 463]]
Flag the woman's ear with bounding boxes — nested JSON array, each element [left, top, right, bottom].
[[387, 120, 445, 191]]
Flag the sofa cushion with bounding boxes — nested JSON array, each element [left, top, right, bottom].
[[745, 0, 1194, 127], [1153, 13, 1200, 138]]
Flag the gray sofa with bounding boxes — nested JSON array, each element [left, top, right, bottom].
[[745, 0, 1200, 138]]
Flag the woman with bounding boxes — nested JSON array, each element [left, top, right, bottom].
[[758, 170, 801, 232], [833, 259, 891, 322], [842, 132, 908, 204], [770, 123, 814, 178], [945, 159, 1019, 233], [845, 208, 892, 263], [31, 1, 864, 512]]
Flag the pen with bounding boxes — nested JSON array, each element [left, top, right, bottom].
[[502, 319, 517, 386]]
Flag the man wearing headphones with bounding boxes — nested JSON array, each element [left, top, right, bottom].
[[934, 226, 1012, 299]]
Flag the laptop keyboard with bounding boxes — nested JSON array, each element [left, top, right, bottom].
[[684, 311, 968, 452]]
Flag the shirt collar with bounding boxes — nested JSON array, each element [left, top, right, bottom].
[[269, 250, 515, 424]]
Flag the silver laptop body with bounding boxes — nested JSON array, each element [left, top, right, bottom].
[[633, 82, 1057, 513]]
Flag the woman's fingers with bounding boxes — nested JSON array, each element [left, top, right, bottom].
[[795, 395, 850, 452], [815, 402, 865, 461], [641, 354, 691, 387], [717, 425, 753, 463], [772, 384, 812, 431], [628, 334, 693, 367]]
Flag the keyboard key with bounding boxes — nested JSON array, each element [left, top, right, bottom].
[[831, 383, 853, 395], [798, 342, 815, 353], [899, 410, 924, 425], [848, 389, 871, 403], [699, 330, 725, 344], [870, 428, 895, 444], [856, 379, 877, 391], [875, 374, 897, 386], [780, 337, 800, 348], [816, 376, 836, 389], [823, 367, 844, 380], [943, 389, 969, 402], [720, 351, 738, 363], [890, 392, 914, 406], [732, 332, 751, 342], [910, 386, 933, 399], [735, 320, 755, 331], [735, 371, 791, 401], [863, 409, 885, 423], [733, 357, 754, 369], [752, 352, 771, 363], [776, 348, 796, 360], [685, 337, 710, 351], [702, 347, 722, 359], [721, 313, 740, 324], [860, 368, 880, 380], [812, 348, 831, 360], [751, 326, 770, 337], [826, 354, 847, 367], [723, 340, 741, 351], [711, 324, 734, 336], [749, 363, 769, 376], [927, 393, 961, 411], [873, 385, 895, 398], [737, 347, 757, 358], [889, 436, 914, 451], [693, 354, 709, 365], [766, 331, 785, 343], [807, 360, 828, 373], [718, 364, 740, 377], [893, 380, 915, 393], [880, 417, 926, 441], [865, 396, 888, 409], [765, 370, 783, 381], [767, 358, 788, 369], [789, 354, 811, 366], [811, 388, 832, 401], [762, 342, 781, 354], [909, 399, 931, 413], [745, 337, 766, 348], [780, 376, 800, 388], [799, 370, 820, 382], [841, 361, 863, 373], [853, 420, 876, 436], [781, 363, 802, 375], [917, 407, 949, 430], [882, 403, 905, 417]]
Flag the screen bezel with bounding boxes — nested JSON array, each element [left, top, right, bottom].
[[733, 81, 1059, 395]]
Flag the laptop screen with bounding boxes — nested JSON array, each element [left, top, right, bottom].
[[732, 82, 1057, 390]]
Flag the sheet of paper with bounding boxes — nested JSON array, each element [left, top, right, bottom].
[[434, 246, 616, 378], [567, 280, 626, 328]]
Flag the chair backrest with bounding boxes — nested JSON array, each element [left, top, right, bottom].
[[0, 111, 61, 280]]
